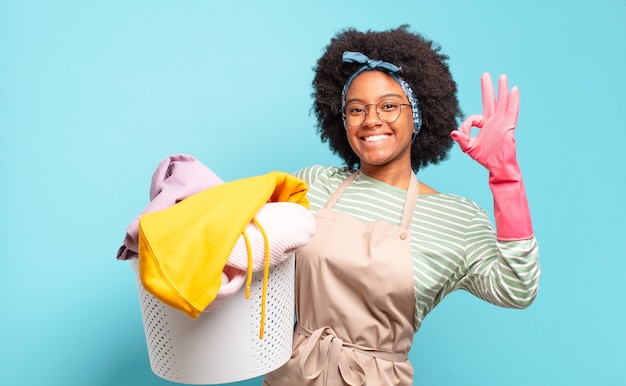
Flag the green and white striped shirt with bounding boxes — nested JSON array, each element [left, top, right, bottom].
[[295, 165, 540, 331]]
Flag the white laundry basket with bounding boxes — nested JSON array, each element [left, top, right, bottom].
[[130, 255, 295, 385]]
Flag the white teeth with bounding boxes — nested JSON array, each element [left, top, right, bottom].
[[364, 134, 388, 142]]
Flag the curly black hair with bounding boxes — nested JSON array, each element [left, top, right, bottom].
[[312, 25, 463, 172]]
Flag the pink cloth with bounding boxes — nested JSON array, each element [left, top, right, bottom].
[[206, 201, 316, 311], [116, 154, 224, 260], [229, 202, 315, 271], [118, 153, 315, 312]]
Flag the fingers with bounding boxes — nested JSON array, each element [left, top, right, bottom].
[[494, 74, 509, 118], [482, 73, 519, 125], [507, 86, 520, 124], [451, 114, 482, 153], [458, 114, 483, 137], [481, 73, 495, 119], [450, 130, 471, 153]]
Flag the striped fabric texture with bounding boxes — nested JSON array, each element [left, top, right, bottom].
[[295, 165, 540, 331]]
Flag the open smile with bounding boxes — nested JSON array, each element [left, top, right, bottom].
[[362, 133, 392, 142]]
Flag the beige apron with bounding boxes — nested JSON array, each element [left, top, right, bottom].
[[264, 171, 418, 385]]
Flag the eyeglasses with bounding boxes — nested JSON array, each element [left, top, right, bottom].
[[344, 100, 412, 127]]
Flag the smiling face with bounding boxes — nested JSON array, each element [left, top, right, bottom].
[[344, 70, 414, 176]]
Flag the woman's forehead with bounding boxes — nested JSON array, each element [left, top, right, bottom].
[[345, 71, 407, 101]]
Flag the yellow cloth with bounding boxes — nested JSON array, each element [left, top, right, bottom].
[[138, 171, 309, 318]]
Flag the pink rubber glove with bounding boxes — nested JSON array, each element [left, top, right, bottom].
[[450, 73, 533, 241]]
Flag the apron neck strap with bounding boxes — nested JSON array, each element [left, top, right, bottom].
[[324, 171, 359, 208], [401, 173, 418, 230], [325, 170, 419, 231]]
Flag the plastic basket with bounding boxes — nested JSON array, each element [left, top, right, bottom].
[[130, 255, 295, 385]]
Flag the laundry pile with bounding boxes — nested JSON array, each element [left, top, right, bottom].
[[117, 154, 315, 336]]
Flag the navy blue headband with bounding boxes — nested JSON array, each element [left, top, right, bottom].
[[341, 51, 422, 140]]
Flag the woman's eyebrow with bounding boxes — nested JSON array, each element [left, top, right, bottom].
[[345, 93, 405, 105]]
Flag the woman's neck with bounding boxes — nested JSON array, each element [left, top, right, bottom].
[[358, 164, 414, 190]]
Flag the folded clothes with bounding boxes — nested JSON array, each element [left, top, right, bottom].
[[117, 154, 315, 324], [117, 154, 223, 261], [138, 170, 312, 319]]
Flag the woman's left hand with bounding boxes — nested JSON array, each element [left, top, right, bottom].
[[451, 73, 520, 174], [451, 73, 533, 241]]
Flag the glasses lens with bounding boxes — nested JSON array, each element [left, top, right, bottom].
[[377, 101, 402, 123], [345, 101, 404, 127], [345, 104, 366, 127]]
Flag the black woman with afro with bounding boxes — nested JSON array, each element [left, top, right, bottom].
[[264, 25, 540, 385]]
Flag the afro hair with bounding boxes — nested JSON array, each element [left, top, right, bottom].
[[312, 25, 463, 172]]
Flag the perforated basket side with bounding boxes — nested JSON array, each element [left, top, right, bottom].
[[135, 255, 295, 384], [247, 256, 296, 373], [137, 281, 179, 379]]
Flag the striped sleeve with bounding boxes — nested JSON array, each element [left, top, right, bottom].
[[456, 215, 540, 309], [410, 197, 540, 329]]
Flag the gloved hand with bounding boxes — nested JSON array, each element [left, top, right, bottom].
[[451, 73, 533, 240]]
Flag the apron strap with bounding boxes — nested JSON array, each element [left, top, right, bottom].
[[324, 171, 419, 231], [324, 171, 359, 209], [401, 173, 419, 231]]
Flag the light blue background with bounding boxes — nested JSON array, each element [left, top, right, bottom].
[[1, 1, 625, 385]]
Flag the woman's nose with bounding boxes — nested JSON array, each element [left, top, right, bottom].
[[362, 105, 382, 127]]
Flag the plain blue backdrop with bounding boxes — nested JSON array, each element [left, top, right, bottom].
[[1, 1, 624, 385]]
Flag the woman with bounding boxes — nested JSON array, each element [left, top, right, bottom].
[[264, 25, 539, 385]]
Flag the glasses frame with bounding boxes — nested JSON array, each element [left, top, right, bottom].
[[344, 101, 412, 127]]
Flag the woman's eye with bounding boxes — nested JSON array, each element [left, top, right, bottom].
[[380, 102, 399, 111], [348, 106, 365, 114]]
